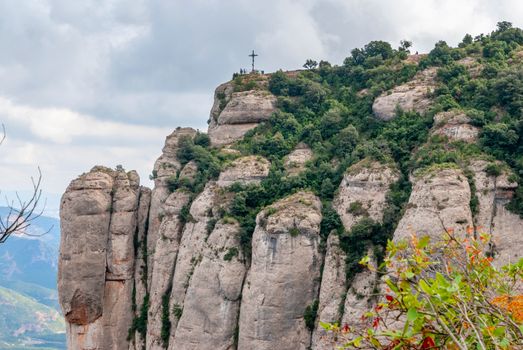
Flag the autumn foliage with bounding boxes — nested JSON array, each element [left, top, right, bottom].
[[321, 230, 523, 349]]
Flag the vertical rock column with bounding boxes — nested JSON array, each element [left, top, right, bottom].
[[144, 128, 196, 350], [59, 167, 147, 350], [238, 191, 323, 350], [313, 161, 399, 349], [469, 160, 523, 267], [129, 187, 151, 350], [393, 167, 473, 242], [168, 156, 270, 350]]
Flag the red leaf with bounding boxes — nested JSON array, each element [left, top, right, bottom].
[[372, 317, 382, 329], [385, 294, 394, 302], [342, 324, 350, 333], [421, 336, 435, 349]]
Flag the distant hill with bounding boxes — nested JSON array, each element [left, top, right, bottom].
[[0, 286, 65, 349], [0, 207, 65, 349]]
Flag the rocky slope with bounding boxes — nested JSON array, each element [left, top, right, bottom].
[[59, 40, 523, 349]]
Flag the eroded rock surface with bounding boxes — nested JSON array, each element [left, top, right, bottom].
[[432, 110, 479, 142], [312, 161, 399, 349], [284, 143, 313, 176], [170, 221, 246, 350], [469, 160, 523, 267], [59, 167, 148, 350], [238, 192, 323, 350], [217, 155, 270, 187], [148, 128, 197, 283], [372, 67, 437, 121], [394, 167, 473, 242], [335, 161, 400, 230], [311, 234, 347, 350], [208, 89, 277, 146]]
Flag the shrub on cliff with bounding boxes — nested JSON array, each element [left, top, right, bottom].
[[322, 232, 523, 349]]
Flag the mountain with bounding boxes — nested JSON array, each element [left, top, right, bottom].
[[0, 207, 65, 349], [58, 23, 523, 350], [0, 286, 65, 350]]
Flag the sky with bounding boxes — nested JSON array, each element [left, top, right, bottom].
[[0, 0, 522, 216]]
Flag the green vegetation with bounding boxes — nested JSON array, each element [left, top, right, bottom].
[[208, 25, 523, 315], [223, 247, 239, 261], [323, 234, 523, 349], [127, 25, 523, 346], [172, 304, 183, 319], [304, 299, 319, 331], [161, 292, 171, 347], [128, 293, 149, 341]]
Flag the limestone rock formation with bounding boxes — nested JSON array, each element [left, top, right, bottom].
[[59, 167, 149, 350], [469, 160, 523, 267], [238, 192, 323, 350], [311, 234, 346, 349], [312, 161, 399, 349], [284, 142, 313, 176], [334, 160, 400, 230], [432, 110, 479, 142], [58, 66, 523, 350], [217, 155, 271, 187], [169, 220, 246, 350], [394, 167, 473, 242], [372, 67, 437, 121], [208, 88, 277, 146], [148, 127, 197, 283]]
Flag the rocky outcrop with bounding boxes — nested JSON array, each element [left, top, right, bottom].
[[372, 67, 437, 121], [59, 167, 149, 350], [312, 161, 399, 349], [169, 220, 246, 350], [284, 143, 313, 176], [238, 192, 323, 350], [147, 128, 197, 285], [145, 189, 192, 350], [311, 234, 346, 349], [334, 161, 400, 230], [58, 71, 523, 350], [469, 160, 523, 267], [394, 167, 473, 242], [130, 187, 151, 350], [208, 88, 277, 146], [432, 110, 479, 142], [217, 155, 271, 187], [162, 156, 270, 349]]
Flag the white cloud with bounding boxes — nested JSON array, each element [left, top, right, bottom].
[[0, 97, 171, 144]]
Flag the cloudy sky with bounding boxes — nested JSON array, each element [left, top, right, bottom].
[[0, 0, 522, 214]]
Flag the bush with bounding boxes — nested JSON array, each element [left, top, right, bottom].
[[160, 292, 171, 347], [223, 247, 239, 261], [304, 300, 319, 331], [322, 233, 523, 349], [485, 162, 502, 177]]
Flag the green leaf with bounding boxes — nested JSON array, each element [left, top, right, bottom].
[[353, 336, 363, 347], [493, 326, 506, 338], [418, 235, 430, 249], [419, 280, 431, 294], [319, 321, 332, 330], [407, 308, 419, 322]]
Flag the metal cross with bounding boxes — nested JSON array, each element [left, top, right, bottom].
[[249, 50, 258, 73]]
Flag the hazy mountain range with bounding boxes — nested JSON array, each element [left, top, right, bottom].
[[0, 206, 65, 349]]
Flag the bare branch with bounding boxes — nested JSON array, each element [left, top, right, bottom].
[[0, 164, 48, 243]]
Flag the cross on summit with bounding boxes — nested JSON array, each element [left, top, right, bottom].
[[249, 50, 258, 73]]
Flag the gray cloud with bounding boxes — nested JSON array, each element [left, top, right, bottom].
[[0, 0, 522, 198]]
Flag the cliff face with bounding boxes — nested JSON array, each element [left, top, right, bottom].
[[59, 62, 523, 350]]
